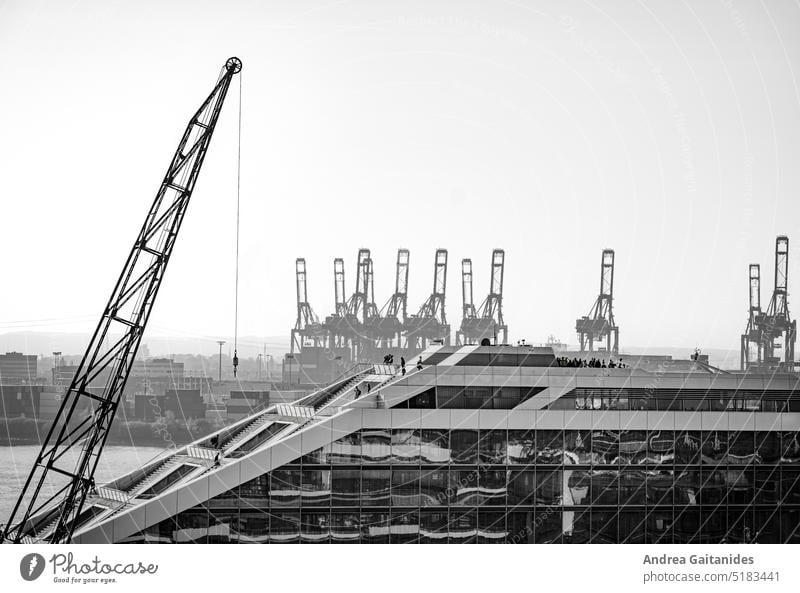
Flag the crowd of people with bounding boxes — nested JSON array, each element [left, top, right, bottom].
[[556, 356, 627, 369]]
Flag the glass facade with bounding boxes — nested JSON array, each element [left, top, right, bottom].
[[122, 427, 800, 543]]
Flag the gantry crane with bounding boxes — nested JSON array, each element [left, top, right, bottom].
[[404, 249, 450, 351], [2, 57, 242, 544], [456, 258, 478, 345], [324, 257, 358, 353], [290, 258, 326, 354], [755, 236, 796, 369], [576, 248, 619, 354], [373, 249, 410, 348], [741, 264, 763, 369], [457, 250, 507, 345]]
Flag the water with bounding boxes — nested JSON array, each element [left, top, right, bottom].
[[0, 445, 164, 523]]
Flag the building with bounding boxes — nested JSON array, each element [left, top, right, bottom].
[[0, 352, 37, 383], [24, 344, 800, 543], [226, 391, 270, 421], [134, 389, 204, 421], [0, 384, 43, 418]]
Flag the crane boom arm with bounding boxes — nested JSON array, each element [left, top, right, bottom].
[[2, 57, 242, 544]]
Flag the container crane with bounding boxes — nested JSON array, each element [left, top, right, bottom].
[[2, 57, 242, 544], [741, 264, 763, 369], [755, 236, 796, 369], [575, 248, 619, 354], [404, 249, 450, 351]]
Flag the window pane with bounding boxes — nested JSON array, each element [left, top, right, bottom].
[[330, 512, 360, 543], [300, 469, 331, 507], [391, 510, 419, 543], [391, 468, 420, 506], [449, 509, 477, 543], [237, 510, 269, 544], [420, 429, 450, 464], [361, 469, 390, 506], [270, 511, 300, 543], [478, 510, 506, 543], [564, 430, 592, 464], [331, 468, 360, 506], [420, 468, 448, 507], [361, 512, 390, 543], [449, 468, 480, 506], [269, 468, 301, 507], [328, 431, 362, 464], [591, 431, 619, 465], [451, 430, 478, 463], [362, 429, 391, 463], [300, 511, 330, 543], [391, 429, 421, 463], [536, 430, 563, 464], [507, 430, 535, 465], [419, 510, 448, 543], [478, 429, 507, 464]]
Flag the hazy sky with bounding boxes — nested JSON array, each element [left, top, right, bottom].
[[1, 0, 799, 356]]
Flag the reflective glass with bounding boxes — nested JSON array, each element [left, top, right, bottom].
[[507, 430, 535, 465], [420, 468, 448, 507], [450, 430, 479, 464], [361, 469, 390, 506], [419, 429, 451, 464], [391, 429, 421, 463], [479, 429, 507, 464], [391, 468, 420, 506], [361, 429, 391, 463]]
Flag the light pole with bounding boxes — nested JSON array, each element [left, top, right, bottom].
[[216, 340, 226, 382], [257, 353, 263, 381]]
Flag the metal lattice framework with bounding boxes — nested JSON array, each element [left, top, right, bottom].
[[405, 249, 450, 350], [576, 248, 619, 354], [458, 250, 507, 345], [2, 57, 242, 544], [741, 263, 763, 369], [291, 258, 326, 353], [754, 236, 796, 369]]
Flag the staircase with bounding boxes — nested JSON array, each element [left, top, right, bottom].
[[220, 414, 273, 451], [313, 376, 362, 410], [123, 458, 179, 496]]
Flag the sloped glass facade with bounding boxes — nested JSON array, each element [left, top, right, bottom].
[[121, 428, 800, 543]]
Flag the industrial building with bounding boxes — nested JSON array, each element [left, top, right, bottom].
[[0, 351, 38, 383]]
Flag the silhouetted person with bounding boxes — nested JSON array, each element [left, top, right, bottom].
[[417, 357, 423, 371], [355, 386, 361, 398], [401, 356, 406, 375]]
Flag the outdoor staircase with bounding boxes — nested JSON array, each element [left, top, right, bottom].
[[314, 376, 362, 410], [221, 413, 274, 451], [123, 458, 179, 496]]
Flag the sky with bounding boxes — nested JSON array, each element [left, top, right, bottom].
[[1, 0, 799, 358]]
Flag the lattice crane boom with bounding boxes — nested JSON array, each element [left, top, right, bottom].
[[2, 58, 242, 544]]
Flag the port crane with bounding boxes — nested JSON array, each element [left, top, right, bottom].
[[575, 248, 619, 354], [457, 250, 507, 345], [2, 58, 242, 544]]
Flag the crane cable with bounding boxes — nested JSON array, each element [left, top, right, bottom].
[[233, 71, 242, 378]]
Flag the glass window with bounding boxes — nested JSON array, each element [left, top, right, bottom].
[[780, 509, 800, 543], [237, 510, 269, 544], [478, 429, 507, 464], [361, 469, 390, 506], [726, 467, 753, 505], [564, 430, 592, 465], [270, 511, 300, 543], [648, 431, 675, 465], [619, 431, 647, 465], [756, 431, 781, 463], [590, 469, 619, 505], [507, 430, 535, 465], [754, 510, 780, 544], [300, 469, 331, 507], [208, 509, 238, 543], [536, 430, 563, 464], [478, 469, 506, 506], [781, 432, 800, 463], [538, 469, 564, 506], [361, 429, 391, 463], [449, 468, 480, 506], [646, 509, 673, 544], [590, 510, 619, 543], [701, 507, 726, 543], [534, 510, 563, 543], [420, 468, 448, 507], [330, 512, 360, 543], [419, 510, 448, 543], [174, 507, 208, 544], [617, 509, 647, 544], [506, 510, 534, 543], [391, 468, 420, 506], [478, 510, 506, 543], [449, 509, 477, 543], [361, 511, 389, 544], [591, 431, 619, 465], [565, 507, 590, 543], [674, 469, 701, 505], [300, 511, 330, 543], [331, 468, 360, 506], [728, 432, 756, 464], [673, 508, 701, 544], [390, 510, 419, 543], [420, 429, 450, 464], [728, 507, 754, 543], [450, 430, 478, 464], [269, 468, 301, 507], [781, 468, 800, 505], [507, 469, 534, 506], [391, 429, 421, 463], [675, 431, 701, 464], [755, 467, 780, 504], [619, 469, 646, 506], [646, 469, 674, 506], [328, 431, 361, 464]]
